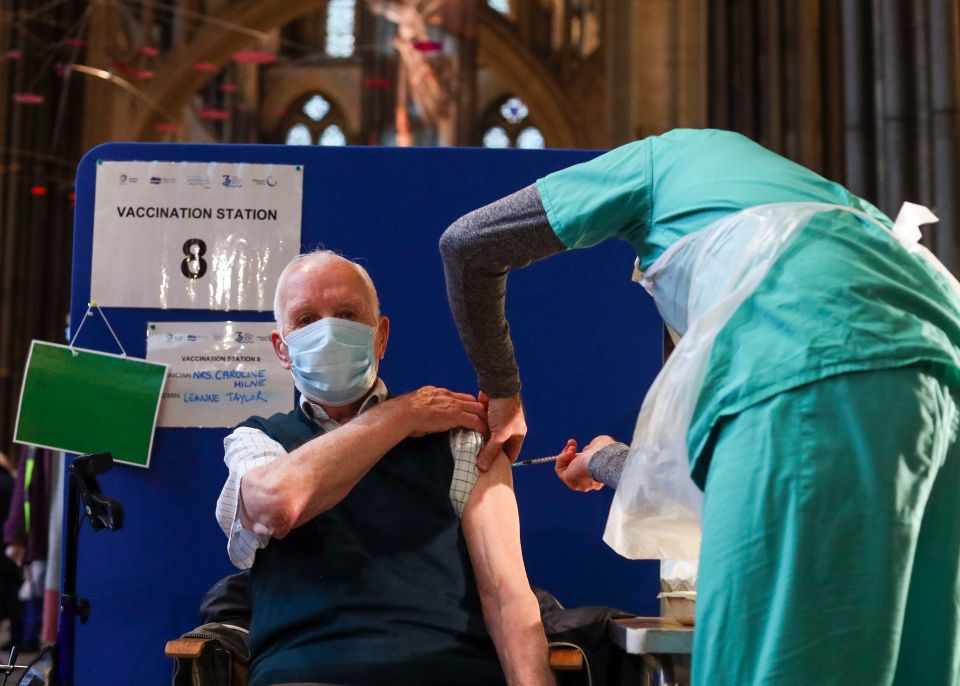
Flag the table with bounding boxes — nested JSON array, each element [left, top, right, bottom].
[[608, 617, 693, 686]]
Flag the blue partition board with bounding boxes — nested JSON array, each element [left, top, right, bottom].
[[69, 143, 662, 684]]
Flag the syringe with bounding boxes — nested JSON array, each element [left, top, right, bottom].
[[511, 454, 560, 468]]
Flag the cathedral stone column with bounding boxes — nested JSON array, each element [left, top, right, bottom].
[[606, 0, 707, 147]]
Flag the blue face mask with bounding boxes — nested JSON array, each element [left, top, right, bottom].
[[282, 317, 378, 406]]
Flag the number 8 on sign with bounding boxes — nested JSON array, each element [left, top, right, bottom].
[[181, 238, 207, 279]]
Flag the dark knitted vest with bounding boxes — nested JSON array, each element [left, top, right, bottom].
[[241, 407, 505, 686]]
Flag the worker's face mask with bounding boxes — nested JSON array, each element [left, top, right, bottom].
[[281, 317, 378, 406]]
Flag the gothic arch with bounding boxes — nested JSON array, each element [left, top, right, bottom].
[[131, 0, 580, 149], [476, 15, 581, 149], [261, 66, 362, 143], [130, 0, 329, 140]]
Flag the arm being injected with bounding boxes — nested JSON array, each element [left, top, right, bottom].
[[439, 184, 567, 468], [440, 184, 634, 486]]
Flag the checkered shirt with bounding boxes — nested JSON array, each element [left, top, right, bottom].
[[214, 380, 483, 569]]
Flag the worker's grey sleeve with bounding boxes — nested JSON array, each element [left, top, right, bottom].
[[439, 183, 567, 397], [587, 442, 629, 489]]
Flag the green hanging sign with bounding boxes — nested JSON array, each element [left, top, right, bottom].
[[14, 341, 168, 468]]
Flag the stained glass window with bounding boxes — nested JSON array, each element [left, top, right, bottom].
[[488, 0, 510, 15], [516, 126, 545, 149], [303, 95, 331, 121], [499, 97, 528, 124], [481, 95, 546, 148], [320, 124, 347, 146], [283, 92, 349, 145], [285, 123, 312, 145], [482, 126, 510, 148], [325, 0, 356, 58]]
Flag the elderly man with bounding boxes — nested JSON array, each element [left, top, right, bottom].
[[215, 251, 553, 686]]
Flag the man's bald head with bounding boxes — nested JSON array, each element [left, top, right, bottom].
[[273, 250, 380, 331]]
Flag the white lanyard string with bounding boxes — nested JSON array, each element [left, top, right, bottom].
[[68, 300, 127, 357]]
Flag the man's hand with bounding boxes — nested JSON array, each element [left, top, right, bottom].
[[555, 435, 615, 492], [476, 392, 526, 472], [397, 386, 488, 437]]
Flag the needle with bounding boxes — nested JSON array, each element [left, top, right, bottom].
[[511, 454, 560, 468]]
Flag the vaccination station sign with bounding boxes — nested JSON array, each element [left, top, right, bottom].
[[92, 160, 302, 310], [146, 321, 293, 428]]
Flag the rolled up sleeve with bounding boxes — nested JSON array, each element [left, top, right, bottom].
[[216, 427, 287, 569]]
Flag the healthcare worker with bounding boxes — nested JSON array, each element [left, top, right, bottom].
[[439, 129, 960, 686]]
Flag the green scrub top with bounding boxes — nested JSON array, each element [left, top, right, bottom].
[[537, 128, 960, 485]]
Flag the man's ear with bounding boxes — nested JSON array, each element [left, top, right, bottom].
[[375, 316, 390, 360], [271, 330, 291, 370]]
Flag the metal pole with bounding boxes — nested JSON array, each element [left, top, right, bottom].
[[56, 465, 80, 686]]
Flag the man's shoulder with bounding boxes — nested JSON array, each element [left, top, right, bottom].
[[235, 407, 317, 451], [235, 407, 301, 431]]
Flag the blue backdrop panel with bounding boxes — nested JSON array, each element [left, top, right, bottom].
[[70, 143, 662, 684]]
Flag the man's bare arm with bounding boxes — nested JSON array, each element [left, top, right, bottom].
[[240, 387, 487, 539], [462, 454, 555, 686]]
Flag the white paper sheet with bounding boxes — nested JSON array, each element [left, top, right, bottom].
[[147, 321, 293, 428]]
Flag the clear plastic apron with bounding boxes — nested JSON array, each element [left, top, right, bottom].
[[603, 201, 953, 562]]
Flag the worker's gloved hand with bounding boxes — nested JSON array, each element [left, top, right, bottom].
[[555, 436, 614, 492], [476, 392, 526, 472]]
